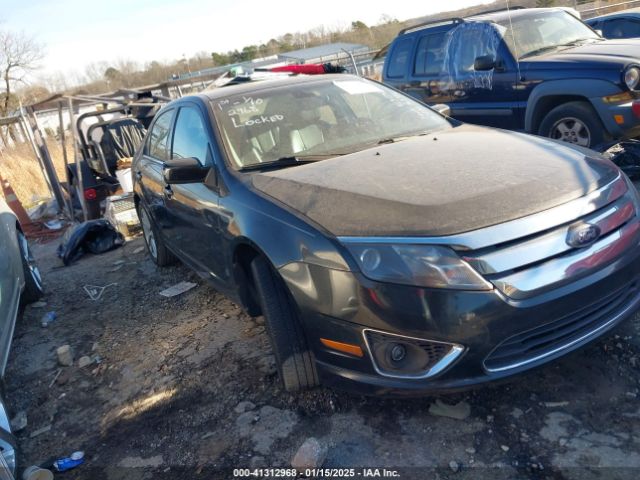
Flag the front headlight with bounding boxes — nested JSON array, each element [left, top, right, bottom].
[[343, 243, 492, 290], [624, 66, 640, 90]]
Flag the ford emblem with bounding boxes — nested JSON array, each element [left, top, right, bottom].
[[566, 223, 601, 248]]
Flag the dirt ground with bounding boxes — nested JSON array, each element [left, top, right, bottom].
[[7, 235, 640, 480]]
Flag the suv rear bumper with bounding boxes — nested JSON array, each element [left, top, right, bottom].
[[285, 247, 640, 396]]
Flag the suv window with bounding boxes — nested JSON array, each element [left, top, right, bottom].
[[414, 32, 447, 76], [387, 37, 413, 78], [602, 18, 640, 39], [147, 109, 173, 161], [172, 106, 210, 164]]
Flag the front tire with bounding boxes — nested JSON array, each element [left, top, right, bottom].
[[250, 256, 319, 392], [137, 204, 175, 267], [538, 101, 608, 148], [17, 230, 43, 304]]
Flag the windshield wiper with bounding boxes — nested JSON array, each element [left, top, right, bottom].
[[520, 45, 563, 59], [239, 154, 341, 171], [377, 131, 434, 145]]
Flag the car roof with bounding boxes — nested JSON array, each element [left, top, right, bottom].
[[586, 7, 640, 22], [197, 73, 360, 101], [468, 7, 570, 23]]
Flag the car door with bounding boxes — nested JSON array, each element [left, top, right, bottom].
[[0, 206, 19, 377], [443, 22, 523, 129], [162, 103, 227, 286], [403, 28, 453, 105], [137, 107, 175, 229]]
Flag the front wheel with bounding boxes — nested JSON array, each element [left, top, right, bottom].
[[137, 204, 175, 267], [538, 101, 608, 148], [17, 230, 43, 304], [250, 256, 319, 392]]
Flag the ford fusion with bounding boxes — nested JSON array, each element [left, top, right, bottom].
[[132, 73, 640, 395]]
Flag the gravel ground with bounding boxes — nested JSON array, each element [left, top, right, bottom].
[[7, 236, 640, 480]]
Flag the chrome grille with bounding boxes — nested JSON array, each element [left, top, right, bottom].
[[460, 174, 640, 299]]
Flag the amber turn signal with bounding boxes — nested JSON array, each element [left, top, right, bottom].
[[320, 338, 364, 357]]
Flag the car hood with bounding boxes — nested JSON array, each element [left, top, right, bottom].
[[251, 125, 619, 237], [523, 39, 640, 66]]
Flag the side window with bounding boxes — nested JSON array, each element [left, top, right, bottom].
[[172, 106, 210, 164], [387, 37, 414, 78], [147, 109, 173, 161], [414, 32, 447, 76], [603, 18, 640, 39]]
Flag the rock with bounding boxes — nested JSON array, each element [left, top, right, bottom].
[[429, 399, 471, 420], [250, 456, 266, 469], [449, 460, 460, 472], [56, 345, 73, 366], [92, 342, 99, 352], [9, 411, 27, 432], [559, 438, 568, 447], [501, 445, 510, 452], [543, 401, 569, 408], [511, 407, 524, 419], [236, 411, 259, 428], [78, 356, 92, 368], [465, 447, 476, 455], [31, 301, 47, 308], [235, 401, 256, 414], [291, 437, 328, 470]]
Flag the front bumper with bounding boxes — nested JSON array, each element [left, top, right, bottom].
[[280, 248, 640, 396], [594, 97, 640, 139]]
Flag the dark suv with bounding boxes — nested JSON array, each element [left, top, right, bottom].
[[383, 7, 640, 148], [133, 73, 640, 395]]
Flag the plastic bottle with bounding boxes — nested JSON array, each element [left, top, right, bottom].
[[52, 451, 84, 472]]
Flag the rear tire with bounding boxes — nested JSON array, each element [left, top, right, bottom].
[[250, 256, 319, 392], [137, 204, 176, 267], [17, 231, 43, 305], [538, 101, 608, 148]]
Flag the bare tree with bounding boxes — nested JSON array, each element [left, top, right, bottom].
[[0, 30, 44, 117]]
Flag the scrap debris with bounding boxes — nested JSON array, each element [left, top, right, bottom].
[[84, 283, 117, 301], [159, 281, 197, 298]]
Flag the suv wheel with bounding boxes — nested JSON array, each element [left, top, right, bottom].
[[17, 230, 43, 304], [250, 255, 319, 392], [137, 204, 175, 266], [538, 101, 607, 148]]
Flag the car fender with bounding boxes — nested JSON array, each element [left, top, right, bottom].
[[525, 79, 623, 134]]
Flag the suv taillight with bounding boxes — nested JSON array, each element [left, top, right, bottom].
[[84, 188, 98, 201]]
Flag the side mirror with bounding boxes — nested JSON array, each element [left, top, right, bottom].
[[432, 104, 451, 117], [474, 55, 496, 71], [163, 157, 210, 184]]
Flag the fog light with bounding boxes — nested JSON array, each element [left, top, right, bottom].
[[390, 343, 407, 363], [364, 329, 464, 379]]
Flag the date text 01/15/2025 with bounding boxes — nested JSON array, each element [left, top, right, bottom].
[[232, 468, 401, 477]]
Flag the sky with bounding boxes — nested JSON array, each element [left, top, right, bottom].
[[0, 0, 494, 80]]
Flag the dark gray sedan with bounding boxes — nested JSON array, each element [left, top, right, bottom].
[[0, 196, 43, 475]]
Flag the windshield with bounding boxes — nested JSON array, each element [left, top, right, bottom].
[[497, 10, 600, 59], [212, 78, 451, 168]]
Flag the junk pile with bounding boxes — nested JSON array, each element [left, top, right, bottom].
[[598, 140, 640, 179], [57, 220, 124, 265]]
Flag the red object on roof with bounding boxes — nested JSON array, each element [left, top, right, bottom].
[[266, 64, 328, 74]]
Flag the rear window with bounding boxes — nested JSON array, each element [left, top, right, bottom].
[[414, 32, 447, 76], [387, 37, 413, 78]]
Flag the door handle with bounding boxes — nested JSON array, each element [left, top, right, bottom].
[[164, 185, 173, 199]]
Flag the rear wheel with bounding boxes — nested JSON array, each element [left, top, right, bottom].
[[538, 101, 608, 148], [250, 256, 319, 392], [17, 230, 43, 304], [137, 204, 175, 266]]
